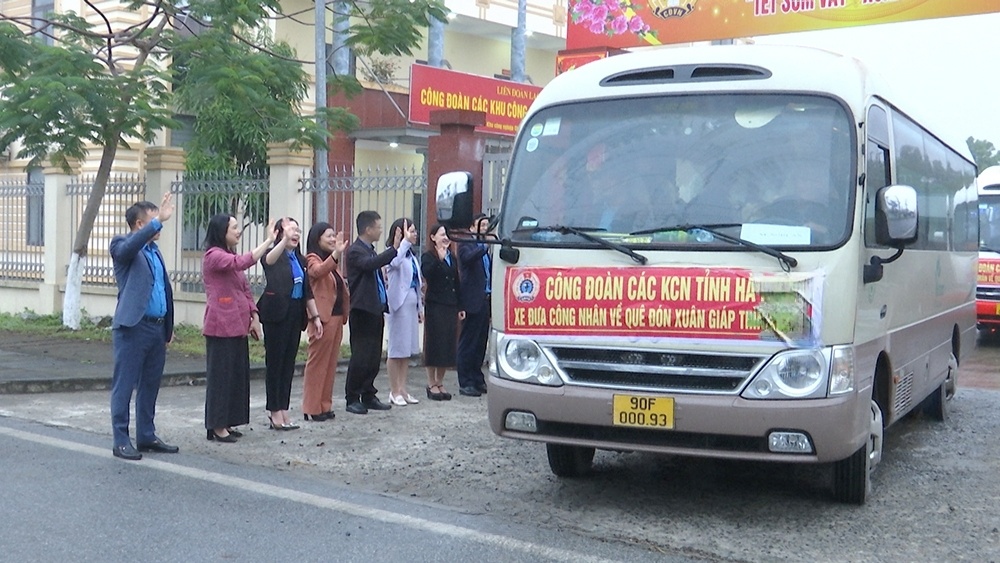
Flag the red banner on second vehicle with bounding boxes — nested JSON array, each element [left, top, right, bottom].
[[408, 65, 542, 136], [979, 259, 1000, 286]]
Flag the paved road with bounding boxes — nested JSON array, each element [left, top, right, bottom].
[[0, 416, 687, 563], [1, 332, 999, 561]]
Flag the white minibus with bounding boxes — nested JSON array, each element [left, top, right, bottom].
[[436, 45, 976, 504]]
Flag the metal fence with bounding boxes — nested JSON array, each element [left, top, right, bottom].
[[68, 175, 146, 286], [302, 164, 427, 253], [170, 170, 271, 293], [0, 175, 45, 281], [483, 140, 513, 219]]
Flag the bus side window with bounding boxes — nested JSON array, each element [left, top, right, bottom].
[[864, 142, 891, 247], [864, 105, 891, 248]]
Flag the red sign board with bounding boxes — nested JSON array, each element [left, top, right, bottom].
[[504, 266, 816, 341], [566, 0, 1000, 49], [979, 259, 1000, 285], [408, 65, 542, 136]]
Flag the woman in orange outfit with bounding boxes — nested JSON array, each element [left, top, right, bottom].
[[301, 222, 350, 421]]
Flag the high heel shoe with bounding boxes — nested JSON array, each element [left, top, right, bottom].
[[304, 413, 330, 422], [389, 392, 408, 406], [207, 429, 238, 443], [227, 428, 243, 438], [267, 415, 281, 430]]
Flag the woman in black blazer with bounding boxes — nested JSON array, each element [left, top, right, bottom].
[[257, 218, 322, 429], [420, 223, 464, 401]]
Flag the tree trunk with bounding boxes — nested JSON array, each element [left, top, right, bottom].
[[62, 142, 118, 329]]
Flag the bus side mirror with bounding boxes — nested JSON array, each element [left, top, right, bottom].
[[865, 184, 918, 284], [435, 171, 474, 229], [874, 184, 918, 246]]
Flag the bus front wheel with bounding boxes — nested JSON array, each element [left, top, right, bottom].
[[832, 397, 884, 505], [546, 444, 595, 478]]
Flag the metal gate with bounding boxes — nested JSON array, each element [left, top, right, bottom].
[[483, 140, 513, 219]]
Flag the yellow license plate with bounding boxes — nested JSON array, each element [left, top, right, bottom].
[[995, 303, 1000, 315], [612, 394, 674, 430]]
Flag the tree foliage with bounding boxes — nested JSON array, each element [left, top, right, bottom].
[[967, 136, 1000, 171], [0, 0, 445, 327]]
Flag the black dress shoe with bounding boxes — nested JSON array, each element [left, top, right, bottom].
[[362, 397, 392, 411], [207, 430, 238, 443], [137, 439, 179, 453], [476, 383, 488, 394], [346, 401, 369, 415], [459, 386, 482, 397], [112, 444, 142, 461]]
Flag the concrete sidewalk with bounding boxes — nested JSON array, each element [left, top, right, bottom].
[[0, 331, 259, 394]]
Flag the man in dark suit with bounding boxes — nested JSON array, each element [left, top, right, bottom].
[[456, 213, 493, 397], [344, 210, 402, 414], [109, 193, 179, 461]]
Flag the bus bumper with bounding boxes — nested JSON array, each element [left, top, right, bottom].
[[487, 375, 870, 464], [976, 299, 1000, 329]]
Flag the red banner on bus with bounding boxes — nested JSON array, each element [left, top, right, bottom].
[[504, 266, 817, 341], [978, 259, 1000, 286]]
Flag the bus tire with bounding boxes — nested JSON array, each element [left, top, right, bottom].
[[833, 398, 883, 505], [546, 444, 595, 478], [923, 352, 957, 422]]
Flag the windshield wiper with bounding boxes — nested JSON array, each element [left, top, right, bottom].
[[631, 223, 797, 270], [515, 224, 648, 265]]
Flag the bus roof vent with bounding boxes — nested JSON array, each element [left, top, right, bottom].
[[601, 64, 770, 86]]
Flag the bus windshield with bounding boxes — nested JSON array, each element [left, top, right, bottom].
[[981, 194, 1000, 251], [501, 94, 855, 248]]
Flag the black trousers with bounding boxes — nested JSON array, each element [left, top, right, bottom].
[[345, 309, 385, 404], [456, 297, 490, 389], [262, 302, 304, 412], [204, 335, 250, 429]]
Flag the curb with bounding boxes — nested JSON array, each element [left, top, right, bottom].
[[0, 357, 382, 395], [0, 364, 274, 395]]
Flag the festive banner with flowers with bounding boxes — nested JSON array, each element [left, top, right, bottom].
[[566, 0, 1000, 49]]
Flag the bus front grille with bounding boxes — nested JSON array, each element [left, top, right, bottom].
[[547, 347, 765, 394], [977, 286, 1000, 301]]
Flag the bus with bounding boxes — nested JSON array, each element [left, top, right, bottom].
[[435, 45, 977, 504], [977, 165, 1000, 334]]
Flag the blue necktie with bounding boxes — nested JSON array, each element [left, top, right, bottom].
[[376, 270, 387, 305], [482, 249, 491, 295]]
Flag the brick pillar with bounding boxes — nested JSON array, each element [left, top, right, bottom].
[[325, 133, 356, 237], [427, 109, 486, 231], [144, 147, 185, 273], [39, 159, 81, 314], [267, 142, 313, 225]]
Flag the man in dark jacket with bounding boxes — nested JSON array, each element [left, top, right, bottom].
[[344, 210, 401, 414], [456, 214, 493, 397]]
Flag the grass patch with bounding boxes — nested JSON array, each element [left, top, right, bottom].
[[0, 311, 349, 365]]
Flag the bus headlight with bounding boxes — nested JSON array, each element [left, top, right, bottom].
[[503, 339, 540, 377], [828, 347, 855, 395], [742, 349, 828, 400], [494, 334, 563, 387]]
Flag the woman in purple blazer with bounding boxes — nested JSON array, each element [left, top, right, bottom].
[[384, 217, 424, 406], [201, 214, 275, 443]]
